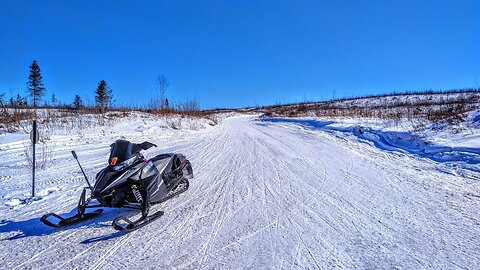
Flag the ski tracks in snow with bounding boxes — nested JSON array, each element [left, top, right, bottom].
[[1, 114, 480, 269]]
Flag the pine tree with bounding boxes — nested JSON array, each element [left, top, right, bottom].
[[0, 93, 5, 109], [73, 95, 83, 109], [16, 94, 27, 107], [95, 80, 113, 113], [51, 93, 57, 106], [27, 60, 46, 109], [165, 97, 169, 108]]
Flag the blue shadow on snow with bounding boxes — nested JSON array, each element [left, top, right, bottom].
[[0, 207, 130, 242], [258, 118, 480, 170]]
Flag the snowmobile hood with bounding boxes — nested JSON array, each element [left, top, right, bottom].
[[93, 162, 145, 195]]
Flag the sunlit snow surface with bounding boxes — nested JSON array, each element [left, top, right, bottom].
[[1, 113, 479, 269]]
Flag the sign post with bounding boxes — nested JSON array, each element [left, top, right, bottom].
[[30, 120, 39, 197]]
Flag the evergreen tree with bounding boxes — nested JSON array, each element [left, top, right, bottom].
[[73, 95, 83, 109], [27, 60, 46, 108], [0, 93, 5, 111], [51, 93, 57, 106], [94, 80, 113, 112], [16, 94, 27, 107], [165, 97, 169, 108]]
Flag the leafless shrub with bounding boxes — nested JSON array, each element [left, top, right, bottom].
[[261, 89, 480, 129], [106, 110, 129, 119], [166, 117, 181, 129], [186, 119, 203, 130], [2, 109, 35, 132], [23, 140, 52, 170], [205, 114, 220, 126]]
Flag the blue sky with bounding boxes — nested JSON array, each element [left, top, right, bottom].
[[1, 0, 479, 108]]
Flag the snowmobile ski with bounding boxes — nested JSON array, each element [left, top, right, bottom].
[[40, 209, 103, 227], [112, 210, 164, 232]]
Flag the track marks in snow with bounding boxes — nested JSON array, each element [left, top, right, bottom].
[[88, 232, 136, 270], [2, 115, 480, 269]]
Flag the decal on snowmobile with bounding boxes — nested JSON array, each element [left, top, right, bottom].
[[111, 156, 118, 165]]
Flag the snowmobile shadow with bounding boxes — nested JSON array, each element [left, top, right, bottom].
[[0, 217, 52, 240], [0, 207, 136, 241], [81, 231, 125, 244], [258, 118, 480, 172]]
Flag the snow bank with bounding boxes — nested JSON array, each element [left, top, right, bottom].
[[259, 114, 480, 172]]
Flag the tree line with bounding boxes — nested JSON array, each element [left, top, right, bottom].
[[1, 60, 175, 112], [0, 60, 205, 121]]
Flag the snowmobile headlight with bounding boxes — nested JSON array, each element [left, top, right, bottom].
[[112, 156, 137, 171], [113, 164, 125, 171]]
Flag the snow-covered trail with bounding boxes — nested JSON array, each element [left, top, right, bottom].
[[1, 114, 479, 269]]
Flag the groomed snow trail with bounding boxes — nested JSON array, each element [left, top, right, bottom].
[[1, 114, 479, 269]]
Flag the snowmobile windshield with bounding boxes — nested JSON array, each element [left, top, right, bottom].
[[109, 140, 136, 165]]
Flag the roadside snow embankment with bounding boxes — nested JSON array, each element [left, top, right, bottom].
[[0, 111, 223, 208], [260, 112, 480, 172]]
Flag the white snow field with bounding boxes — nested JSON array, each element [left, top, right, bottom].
[[1, 113, 479, 269]]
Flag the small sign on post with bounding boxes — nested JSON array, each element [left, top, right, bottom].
[[30, 120, 38, 197], [30, 124, 39, 144]]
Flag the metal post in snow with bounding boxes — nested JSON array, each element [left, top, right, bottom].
[[31, 120, 38, 197]]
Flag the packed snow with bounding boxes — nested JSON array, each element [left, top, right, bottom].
[[1, 112, 479, 269]]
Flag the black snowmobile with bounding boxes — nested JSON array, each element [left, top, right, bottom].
[[40, 140, 193, 232]]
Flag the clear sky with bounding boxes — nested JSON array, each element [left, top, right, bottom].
[[1, 0, 479, 109]]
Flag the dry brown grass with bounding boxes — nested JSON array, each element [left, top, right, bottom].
[[0, 98, 214, 133], [258, 89, 480, 128]]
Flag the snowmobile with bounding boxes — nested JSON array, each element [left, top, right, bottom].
[[40, 140, 193, 232]]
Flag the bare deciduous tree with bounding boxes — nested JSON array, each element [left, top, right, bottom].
[[0, 92, 8, 117], [157, 75, 169, 110]]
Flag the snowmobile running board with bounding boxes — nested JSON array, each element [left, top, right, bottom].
[[112, 211, 164, 232], [40, 209, 103, 227]]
